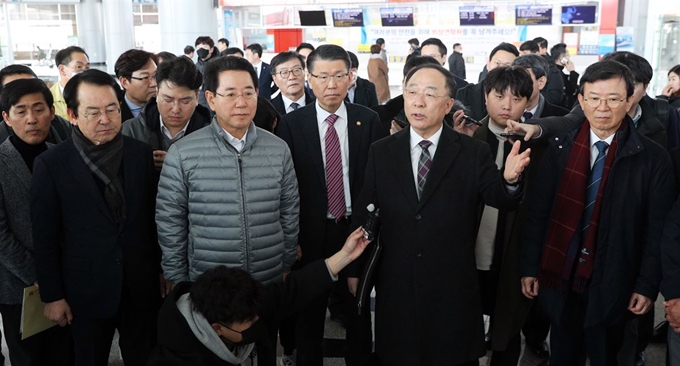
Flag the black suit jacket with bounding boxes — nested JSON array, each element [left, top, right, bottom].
[[540, 56, 565, 106], [270, 91, 315, 116], [31, 137, 160, 318], [350, 125, 523, 365], [258, 62, 278, 99], [456, 82, 486, 121], [276, 101, 385, 264], [347, 77, 379, 108], [121, 100, 134, 123]]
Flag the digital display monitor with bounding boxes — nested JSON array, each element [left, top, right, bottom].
[[561, 5, 597, 24], [459, 6, 495, 26], [380, 7, 414, 27], [332, 9, 364, 27], [515, 5, 552, 25], [299, 10, 327, 26]]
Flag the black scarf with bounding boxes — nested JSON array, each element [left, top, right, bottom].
[[71, 126, 127, 226]]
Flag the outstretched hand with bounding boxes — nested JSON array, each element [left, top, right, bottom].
[[505, 120, 541, 142], [340, 227, 372, 261], [326, 227, 373, 277], [503, 140, 531, 184]]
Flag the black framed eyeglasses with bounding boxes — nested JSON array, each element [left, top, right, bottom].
[[275, 68, 304, 78], [308, 72, 349, 84]]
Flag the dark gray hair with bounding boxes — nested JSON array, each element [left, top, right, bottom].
[[511, 54, 550, 79], [306, 44, 350, 74], [404, 64, 457, 98]]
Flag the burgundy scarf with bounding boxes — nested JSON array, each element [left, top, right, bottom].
[[538, 121, 618, 294]]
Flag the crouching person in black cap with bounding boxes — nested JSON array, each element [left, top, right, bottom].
[[147, 227, 371, 366]]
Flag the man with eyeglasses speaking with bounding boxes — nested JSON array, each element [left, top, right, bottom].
[[121, 57, 211, 171], [156, 56, 299, 366], [270, 51, 315, 116], [32, 69, 162, 366], [276, 44, 385, 366], [348, 63, 530, 366]]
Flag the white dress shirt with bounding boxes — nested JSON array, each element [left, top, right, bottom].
[[316, 101, 351, 217], [222, 127, 249, 152], [282, 94, 306, 114], [160, 116, 190, 141], [253, 61, 262, 78], [409, 125, 443, 187], [347, 84, 356, 104], [589, 129, 615, 168]]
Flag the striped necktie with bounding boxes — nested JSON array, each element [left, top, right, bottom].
[[325, 114, 346, 220], [582, 140, 609, 235], [417, 140, 433, 199]]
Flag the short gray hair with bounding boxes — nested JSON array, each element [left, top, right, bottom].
[[511, 54, 549, 79]]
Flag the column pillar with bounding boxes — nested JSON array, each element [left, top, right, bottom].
[[158, 0, 218, 57], [102, 0, 134, 74], [75, 0, 106, 65]]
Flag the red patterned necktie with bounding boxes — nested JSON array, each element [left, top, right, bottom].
[[417, 140, 433, 199], [325, 114, 346, 220]]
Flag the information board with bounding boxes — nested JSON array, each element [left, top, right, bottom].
[[515, 5, 552, 26], [380, 7, 414, 27], [561, 5, 597, 24], [332, 9, 364, 27], [459, 6, 495, 26]]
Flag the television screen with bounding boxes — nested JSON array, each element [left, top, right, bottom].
[[332, 9, 364, 27], [515, 5, 552, 25], [561, 5, 597, 24], [459, 6, 495, 26], [299, 10, 327, 26], [380, 7, 414, 27]]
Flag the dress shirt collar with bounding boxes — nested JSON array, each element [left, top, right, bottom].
[[222, 127, 249, 152], [409, 125, 443, 152], [589, 128, 616, 147], [124, 94, 144, 118], [315, 100, 348, 125], [282, 94, 306, 112], [631, 104, 642, 127], [160, 115, 190, 140]]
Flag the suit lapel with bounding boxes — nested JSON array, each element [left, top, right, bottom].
[[0, 142, 32, 193], [272, 95, 285, 115], [63, 141, 117, 225], [305, 91, 315, 105], [298, 106, 326, 188], [389, 130, 419, 210], [416, 127, 460, 211], [122, 142, 139, 217], [346, 102, 362, 190]]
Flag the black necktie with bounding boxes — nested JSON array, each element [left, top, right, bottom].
[[523, 112, 533, 121]]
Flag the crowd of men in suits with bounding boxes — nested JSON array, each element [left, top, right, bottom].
[[0, 33, 679, 366]]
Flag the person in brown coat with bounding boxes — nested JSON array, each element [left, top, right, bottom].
[[367, 44, 390, 104]]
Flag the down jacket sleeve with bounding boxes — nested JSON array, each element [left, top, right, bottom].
[[156, 144, 190, 283], [279, 146, 300, 273]]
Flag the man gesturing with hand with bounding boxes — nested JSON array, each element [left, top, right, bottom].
[[348, 63, 530, 366]]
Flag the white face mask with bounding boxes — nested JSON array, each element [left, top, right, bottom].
[[66, 68, 80, 79]]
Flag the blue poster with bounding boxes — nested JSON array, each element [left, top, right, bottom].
[[598, 34, 615, 56]]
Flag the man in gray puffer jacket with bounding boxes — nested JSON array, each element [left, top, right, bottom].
[[156, 56, 299, 288]]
